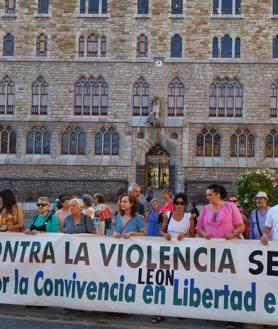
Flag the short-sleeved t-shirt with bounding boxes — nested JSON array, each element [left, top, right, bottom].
[[196, 202, 243, 239], [265, 204, 278, 241], [114, 213, 145, 234], [63, 213, 95, 234]]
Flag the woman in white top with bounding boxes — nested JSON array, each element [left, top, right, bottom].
[[161, 192, 195, 241]]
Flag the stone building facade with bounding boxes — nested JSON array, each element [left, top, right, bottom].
[[0, 0, 278, 201]]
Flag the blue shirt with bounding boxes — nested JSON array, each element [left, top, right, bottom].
[[63, 213, 95, 234], [249, 208, 269, 240], [114, 213, 145, 234], [147, 209, 161, 236]]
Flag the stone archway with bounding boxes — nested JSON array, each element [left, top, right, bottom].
[[145, 143, 170, 190]]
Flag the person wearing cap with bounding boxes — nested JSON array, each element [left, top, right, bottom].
[[261, 202, 278, 245], [249, 192, 269, 240]]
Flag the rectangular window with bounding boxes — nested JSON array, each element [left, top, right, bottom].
[[38, 0, 49, 14], [235, 0, 241, 14], [138, 0, 148, 14], [213, 0, 219, 14], [274, 0, 278, 15], [89, 0, 99, 14], [5, 0, 16, 14], [102, 0, 108, 13], [80, 0, 86, 13], [172, 0, 183, 14], [222, 0, 232, 14]]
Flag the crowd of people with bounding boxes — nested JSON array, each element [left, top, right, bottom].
[[0, 183, 277, 326], [0, 183, 276, 243]]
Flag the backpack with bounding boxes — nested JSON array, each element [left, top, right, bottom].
[[29, 213, 53, 232]]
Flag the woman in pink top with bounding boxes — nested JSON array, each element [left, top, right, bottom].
[[196, 184, 245, 239], [160, 190, 175, 214]]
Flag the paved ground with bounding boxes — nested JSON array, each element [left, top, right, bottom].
[[0, 304, 275, 329]]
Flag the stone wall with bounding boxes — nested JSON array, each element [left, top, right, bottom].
[[0, 0, 277, 196]]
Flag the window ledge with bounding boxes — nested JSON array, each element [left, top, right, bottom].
[[76, 56, 108, 60], [134, 14, 151, 19], [169, 57, 184, 61], [168, 14, 185, 19], [2, 13, 17, 18], [271, 15, 278, 19], [210, 14, 244, 19], [35, 14, 51, 18], [77, 14, 109, 18], [210, 57, 241, 61]]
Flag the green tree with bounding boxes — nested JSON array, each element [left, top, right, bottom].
[[236, 169, 277, 215]]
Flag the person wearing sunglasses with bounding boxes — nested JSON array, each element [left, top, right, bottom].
[[196, 184, 244, 240], [25, 197, 59, 234], [161, 193, 195, 241]]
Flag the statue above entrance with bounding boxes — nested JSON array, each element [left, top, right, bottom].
[[146, 97, 163, 128]]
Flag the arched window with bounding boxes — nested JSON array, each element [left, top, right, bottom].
[[0, 126, 16, 154], [170, 132, 178, 139], [3, 33, 14, 56], [74, 76, 108, 115], [138, 0, 148, 14], [235, 37, 240, 58], [95, 127, 119, 155], [213, 0, 241, 15], [79, 36, 85, 57], [80, 0, 108, 14], [36, 34, 47, 57], [196, 128, 220, 157], [230, 128, 254, 157], [266, 129, 278, 157], [270, 79, 278, 117], [133, 77, 149, 116], [61, 127, 85, 155], [273, 35, 278, 58], [101, 36, 107, 57], [0, 76, 15, 115], [32, 77, 48, 115], [209, 78, 243, 117], [5, 0, 16, 14], [38, 0, 49, 14], [87, 33, 98, 57], [171, 34, 182, 58], [212, 37, 219, 58], [172, 0, 183, 14], [168, 78, 184, 116], [137, 34, 148, 57], [212, 36, 240, 58], [221, 35, 232, 58], [26, 126, 50, 154]]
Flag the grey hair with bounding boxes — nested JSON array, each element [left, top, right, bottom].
[[150, 199, 160, 206], [69, 198, 84, 208], [37, 197, 50, 205], [81, 194, 93, 207], [128, 183, 140, 192]]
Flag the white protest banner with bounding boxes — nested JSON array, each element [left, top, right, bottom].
[[0, 233, 277, 325]]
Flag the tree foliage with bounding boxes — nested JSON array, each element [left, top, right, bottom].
[[236, 169, 278, 215]]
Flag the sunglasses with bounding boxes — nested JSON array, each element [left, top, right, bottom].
[[37, 203, 48, 207], [229, 199, 238, 203], [175, 201, 185, 206]]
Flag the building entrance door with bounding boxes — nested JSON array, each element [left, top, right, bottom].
[[146, 144, 170, 189]]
